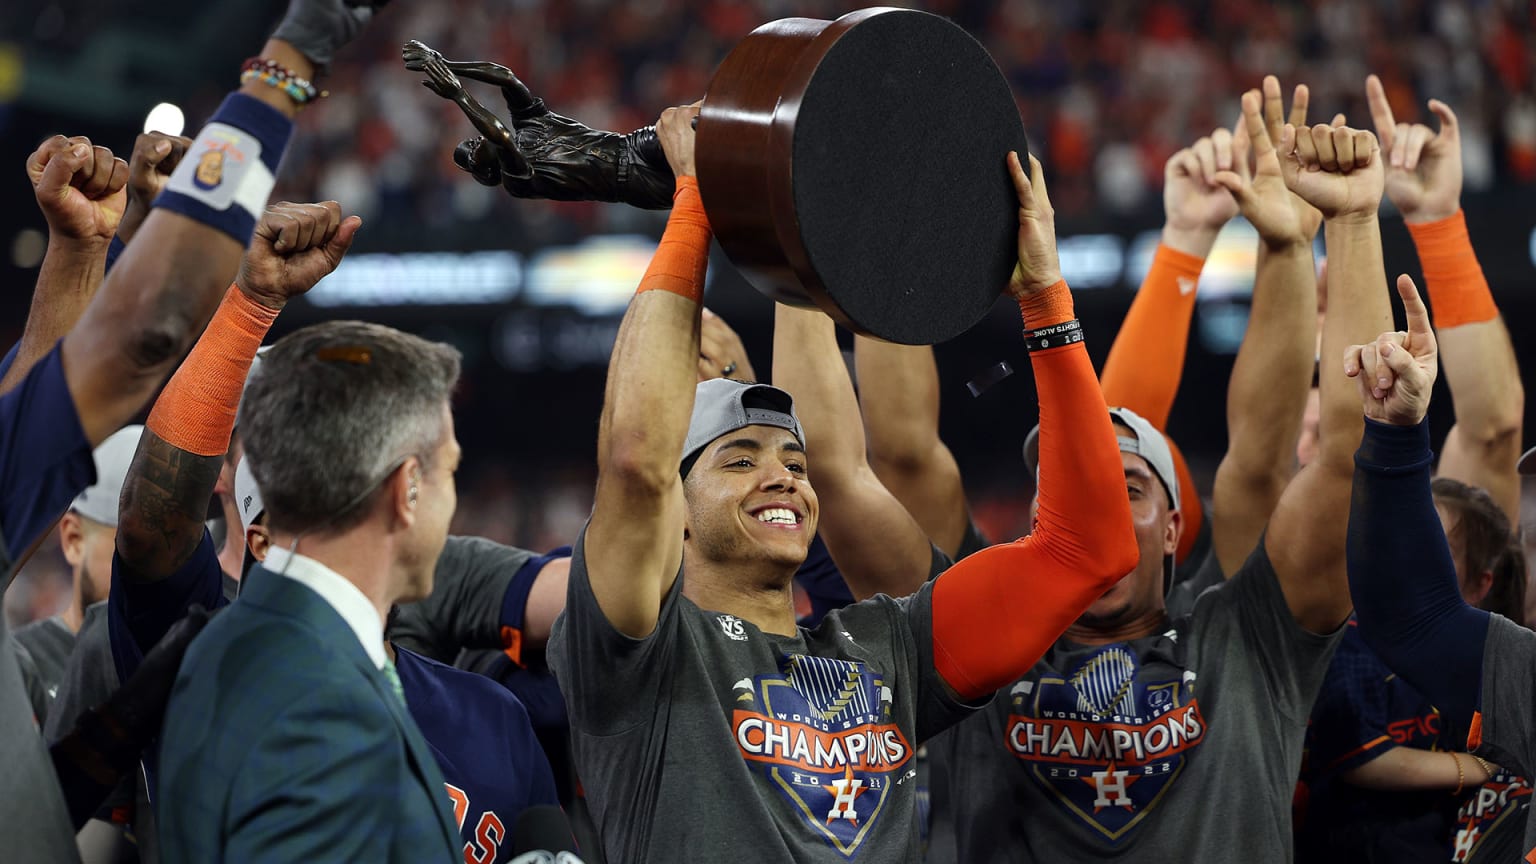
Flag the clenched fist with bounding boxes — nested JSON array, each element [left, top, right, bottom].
[[27, 135, 128, 244], [236, 201, 362, 310]]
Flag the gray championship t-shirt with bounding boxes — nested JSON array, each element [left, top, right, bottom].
[[932, 540, 1341, 862], [14, 614, 75, 722], [1470, 612, 1536, 861], [549, 527, 977, 863]]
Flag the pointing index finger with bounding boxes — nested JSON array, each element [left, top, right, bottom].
[[1396, 274, 1432, 338], [1366, 74, 1397, 148]]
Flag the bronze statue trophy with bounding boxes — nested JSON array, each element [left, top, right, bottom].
[[402, 41, 674, 209], [406, 8, 1029, 344]]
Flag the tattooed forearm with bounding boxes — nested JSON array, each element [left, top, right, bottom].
[[115, 430, 225, 582]]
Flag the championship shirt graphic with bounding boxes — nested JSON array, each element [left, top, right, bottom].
[[1005, 643, 1206, 843], [1452, 770, 1532, 862], [731, 654, 911, 858]]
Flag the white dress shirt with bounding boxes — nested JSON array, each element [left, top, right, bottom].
[[262, 546, 387, 670]]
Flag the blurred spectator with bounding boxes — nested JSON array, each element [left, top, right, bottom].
[[251, 0, 1532, 244]]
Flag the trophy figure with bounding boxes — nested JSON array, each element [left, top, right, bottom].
[[403, 39, 674, 209], [406, 8, 1029, 345]]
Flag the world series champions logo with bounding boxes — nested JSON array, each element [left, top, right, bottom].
[[731, 654, 911, 858], [1005, 643, 1207, 844]]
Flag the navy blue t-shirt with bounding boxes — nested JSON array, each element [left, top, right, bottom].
[[0, 342, 94, 564], [397, 647, 559, 864], [109, 535, 560, 861], [1298, 618, 1456, 863]]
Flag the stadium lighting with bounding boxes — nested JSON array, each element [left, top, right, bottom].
[[143, 103, 186, 137]]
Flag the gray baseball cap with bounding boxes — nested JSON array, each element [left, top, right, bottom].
[[234, 456, 265, 532], [70, 425, 145, 527], [1023, 406, 1180, 510], [681, 379, 804, 476]]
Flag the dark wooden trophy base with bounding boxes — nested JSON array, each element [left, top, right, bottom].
[[697, 7, 1030, 344]]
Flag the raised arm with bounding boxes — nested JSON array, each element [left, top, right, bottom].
[[1099, 112, 1259, 563], [0, 137, 127, 395], [1345, 275, 1489, 735], [585, 105, 704, 638], [59, 0, 381, 447], [926, 153, 1138, 699], [1210, 82, 1325, 575], [1262, 118, 1392, 633], [771, 307, 935, 600], [851, 338, 973, 559], [116, 203, 357, 582], [111, 132, 193, 250], [1100, 117, 1238, 426], [1366, 76, 1523, 521]]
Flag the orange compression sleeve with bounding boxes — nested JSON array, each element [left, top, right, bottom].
[[931, 288, 1139, 700], [636, 177, 711, 303], [146, 285, 277, 457], [1098, 243, 1204, 428], [1405, 210, 1497, 329]]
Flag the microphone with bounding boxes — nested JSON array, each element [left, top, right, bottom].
[[507, 806, 585, 864]]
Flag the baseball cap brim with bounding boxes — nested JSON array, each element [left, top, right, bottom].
[[1519, 446, 1536, 476]]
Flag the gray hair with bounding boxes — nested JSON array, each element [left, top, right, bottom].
[[238, 320, 461, 536]]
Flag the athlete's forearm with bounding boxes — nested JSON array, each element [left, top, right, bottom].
[[1348, 418, 1488, 731], [1099, 243, 1204, 427], [854, 338, 971, 558], [596, 179, 707, 486], [932, 289, 1137, 700], [61, 88, 293, 447], [116, 286, 276, 580], [1212, 240, 1315, 573], [0, 238, 106, 396], [1341, 745, 1489, 792]]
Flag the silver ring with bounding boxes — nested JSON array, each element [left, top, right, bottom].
[[722, 361, 738, 377]]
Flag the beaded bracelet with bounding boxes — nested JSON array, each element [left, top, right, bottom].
[[1023, 319, 1084, 353], [240, 57, 325, 106]]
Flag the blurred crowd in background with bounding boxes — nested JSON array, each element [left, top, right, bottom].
[[260, 0, 1536, 246]]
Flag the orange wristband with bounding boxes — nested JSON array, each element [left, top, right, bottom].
[[1017, 280, 1075, 330], [636, 177, 711, 303], [146, 284, 277, 457], [1406, 210, 1497, 329]]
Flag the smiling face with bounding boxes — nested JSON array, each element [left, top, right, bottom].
[[682, 425, 819, 571]]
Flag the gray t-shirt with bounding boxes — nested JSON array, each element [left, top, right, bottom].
[[932, 540, 1341, 862], [0, 611, 82, 863], [389, 535, 535, 663], [14, 614, 75, 722], [1470, 612, 1536, 861], [549, 527, 976, 863]]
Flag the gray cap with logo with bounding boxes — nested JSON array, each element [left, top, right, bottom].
[[69, 425, 145, 527], [681, 379, 804, 477], [1023, 406, 1180, 511]]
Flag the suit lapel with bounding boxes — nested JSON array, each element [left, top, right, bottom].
[[362, 662, 460, 849], [242, 568, 458, 848]]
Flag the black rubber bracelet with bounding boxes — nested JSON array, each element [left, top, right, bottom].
[[1023, 319, 1083, 352]]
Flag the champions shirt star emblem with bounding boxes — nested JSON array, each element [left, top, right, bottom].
[[731, 653, 909, 858], [1004, 642, 1207, 843]]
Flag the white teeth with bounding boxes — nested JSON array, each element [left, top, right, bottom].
[[757, 508, 797, 525]]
